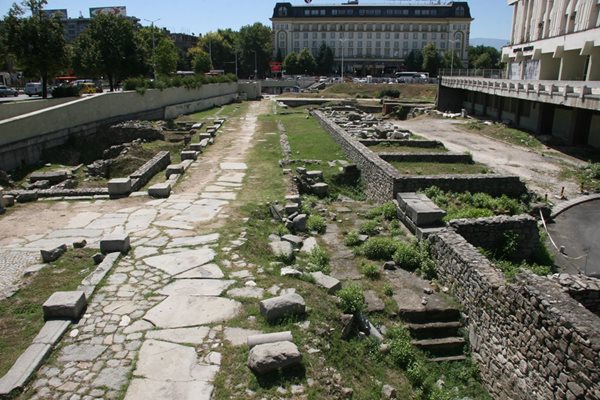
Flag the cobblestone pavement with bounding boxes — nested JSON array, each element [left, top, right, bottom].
[[11, 100, 272, 400], [0, 249, 43, 300]]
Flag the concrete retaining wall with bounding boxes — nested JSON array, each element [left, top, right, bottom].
[[0, 98, 75, 121], [0, 83, 238, 171], [429, 230, 600, 400]]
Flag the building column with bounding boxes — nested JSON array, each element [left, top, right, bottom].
[[587, 47, 600, 81], [497, 97, 504, 122]]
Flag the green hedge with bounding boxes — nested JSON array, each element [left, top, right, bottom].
[[123, 74, 238, 92]]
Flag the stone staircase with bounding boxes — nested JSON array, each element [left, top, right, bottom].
[[402, 306, 466, 362]]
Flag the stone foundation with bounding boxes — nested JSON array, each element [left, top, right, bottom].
[[429, 230, 600, 400]]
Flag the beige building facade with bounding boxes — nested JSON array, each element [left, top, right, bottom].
[[271, 1, 472, 76]]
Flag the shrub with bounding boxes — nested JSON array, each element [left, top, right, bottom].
[[393, 241, 422, 271], [275, 224, 289, 237], [344, 231, 362, 247], [51, 85, 80, 98], [379, 88, 400, 98], [367, 202, 397, 221], [419, 257, 438, 280], [360, 262, 381, 280], [359, 220, 380, 236], [307, 214, 327, 234], [389, 335, 417, 368], [306, 246, 330, 273], [337, 283, 365, 314], [383, 283, 394, 297], [406, 360, 428, 387], [357, 237, 402, 260]]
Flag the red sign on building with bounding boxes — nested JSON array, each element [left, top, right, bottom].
[[270, 61, 282, 73]]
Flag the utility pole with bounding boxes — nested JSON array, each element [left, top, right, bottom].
[[339, 38, 348, 81], [251, 49, 258, 79], [144, 18, 161, 81]]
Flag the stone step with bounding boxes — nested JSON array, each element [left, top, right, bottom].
[[407, 321, 462, 340], [427, 355, 468, 363], [412, 337, 465, 357], [398, 306, 461, 324]]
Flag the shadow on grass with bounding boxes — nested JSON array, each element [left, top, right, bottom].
[[254, 363, 307, 389]]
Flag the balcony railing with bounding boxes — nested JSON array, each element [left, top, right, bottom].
[[438, 68, 507, 79]]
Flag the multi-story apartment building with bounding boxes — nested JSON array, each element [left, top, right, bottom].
[[438, 0, 600, 147], [270, 1, 472, 76]]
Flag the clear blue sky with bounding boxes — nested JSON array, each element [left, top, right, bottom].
[[0, 0, 513, 39]]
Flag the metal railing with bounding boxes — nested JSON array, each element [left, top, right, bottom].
[[438, 68, 507, 79]]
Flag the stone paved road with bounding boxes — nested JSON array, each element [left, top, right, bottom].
[[1, 100, 273, 400]]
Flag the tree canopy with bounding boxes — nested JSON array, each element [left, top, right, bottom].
[[421, 43, 442, 76], [315, 43, 334, 75], [237, 23, 272, 78], [468, 45, 501, 69], [404, 49, 423, 71], [3, 0, 68, 97]]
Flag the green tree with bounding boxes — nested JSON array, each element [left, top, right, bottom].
[[3, 0, 67, 98], [153, 38, 178, 76], [237, 22, 272, 78], [404, 49, 423, 71], [190, 49, 212, 73], [196, 30, 237, 71], [297, 48, 317, 75], [421, 43, 442, 76], [468, 45, 501, 69], [442, 50, 463, 69], [72, 13, 144, 91], [283, 52, 299, 75], [275, 48, 283, 63], [315, 43, 334, 75]]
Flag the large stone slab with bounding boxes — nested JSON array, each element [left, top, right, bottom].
[[135, 340, 218, 382], [223, 328, 264, 346], [32, 320, 71, 345], [42, 291, 87, 320], [148, 183, 171, 198], [227, 287, 265, 299], [247, 341, 302, 375], [170, 233, 220, 248], [145, 296, 242, 328], [146, 327, 210, 345], [157, 280, 235, 297], [125, 379, 213, 400], [58, 344, 107, 362], [143, 248, 216, 276], [100, 233, 130, 254], [174, 263, 224, 279], [397, 192, 446, 227], [259, 293, 306, 322], [0, 343, 52, 395], [220, 162, 247, 170], [30, 171, 68, 183], [269, 241, 293, 260], [108, 178, 132, 196], [311, 272, 341, 294]]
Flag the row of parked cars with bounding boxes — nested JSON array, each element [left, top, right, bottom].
[[0, 82, 43, 97]]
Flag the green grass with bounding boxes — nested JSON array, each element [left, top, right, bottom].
[[390, 161, 490, 176], [367, 145, 447, 154], [177, 102, 249, 122], [463, 121, 544, 150], [0, 248, 98, 377]]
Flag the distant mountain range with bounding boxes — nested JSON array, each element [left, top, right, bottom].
[[470, 38, 509, 50]]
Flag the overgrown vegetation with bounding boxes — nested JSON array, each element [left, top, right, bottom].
[[391, 161, 490, 176], [123, 73, 238, 92], [576, 162, 600, 192], [0, 248, 98, 377], [464, 121, 544, 150], [423, 186, 530, 221], [306, 214, 327, 234], [337, 283, 366, 315]]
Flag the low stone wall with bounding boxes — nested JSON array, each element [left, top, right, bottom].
[[449, 214, 540, 262], [429, 230, 600, 400], [552, 274, 600, 317], [312, 110, 398, 201], [393, 175, 527, 198], [0, 83, 238, 171], [0, 98, 75, 121], [379, 152, 473, 164], [312, 110, 528, 201], [130, 151, 171, 192], [359, 139, 444, 148]]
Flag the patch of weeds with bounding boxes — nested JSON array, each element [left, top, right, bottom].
[[275, 223, 290, 237], [392, 241, 422, 271], [359, 220, 380, 236], [423, 186, 529, 221], [305, 246, 330, 273], [360, 261, 381, 280], [306, 214, 327, 234], [356, 237, 402, 261], [388, 219, 405, 237], [344, 230, 362, 247], [338, 283, 366, 314], [367, 202, 397, 221], [383, 283, 394, 297]]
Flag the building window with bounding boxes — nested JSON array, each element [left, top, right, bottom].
[[385, 32, 391, 39], [376, 32, 381, 39], [367, 32, 372, 39], [413, 41, 418, 49], [456, 6, 465, 17], [357, 48, 363, 57], [303, 41, 308, 48], [404, 33, 409, 39], [422, 33, 427, 40], [358, 32, 363, 39], [304, 32, 308, 39]]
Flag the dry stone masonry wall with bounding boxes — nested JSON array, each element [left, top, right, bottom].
[[429, 230, 600, 400], [449, 214, 540, 262]]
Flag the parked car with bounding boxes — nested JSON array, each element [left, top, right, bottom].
[[24, 82, 42, 96], [0, 85, 18, 97], [79, 82, 102, 94]]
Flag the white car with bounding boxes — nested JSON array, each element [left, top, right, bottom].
[[24, 82, 42, 96], [0, 85, 18, 97]]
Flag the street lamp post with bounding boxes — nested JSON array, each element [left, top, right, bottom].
[[251, 50, 258, 79], [144, 18, 161, 81], [339, 38, 348, 82], [450, 39, 460, 76]]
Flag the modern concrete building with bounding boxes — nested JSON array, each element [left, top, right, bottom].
[[438, 0, 600, 147], [270, 1, 472, 76]]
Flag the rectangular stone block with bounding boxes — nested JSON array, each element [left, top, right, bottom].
[[166, 164, 184, 178], [189, 143, 204, 152], [33, 320, 71, 345], [191, 122, 203, 129], [199, 139, 210, 148], [42, 291, 87, 320], [311, 272, 341, 294], [30, 171, 68, 184], [3, 194, 15, 207], [404, 200, 446, 227], [107, 178, 132, 196], [180, 151, 198, 161], [148, 183, 171, 198], [198, 133, 212, 141], [100, 233, 130, 254], [0, 343, 52, 395]]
